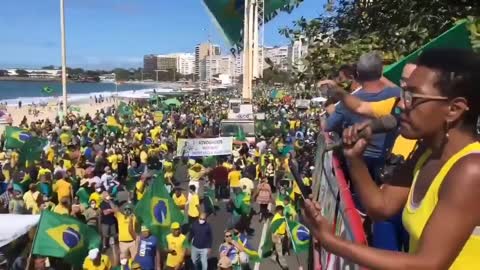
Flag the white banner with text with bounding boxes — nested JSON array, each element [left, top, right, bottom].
[[176, 137, 233, 157]]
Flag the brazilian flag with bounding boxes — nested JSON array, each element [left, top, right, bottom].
[[76, 187, 91, 209], [134, 174, 185, 248], [203, 185, 217, 215], [41, 86, 55, 95], [261, 215, 286, 258], [19, 136, 48, 167], [4, 126, 31, 149], [287, 220, 311, 253], [234, 235, 261, 262], [32, 211, 101, 266], [118, 102, 133, 117], [107, 116, 122, 135], [235, 126, 246, 141]]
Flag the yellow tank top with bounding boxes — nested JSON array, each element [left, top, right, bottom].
[[402, 142, 480, 269]]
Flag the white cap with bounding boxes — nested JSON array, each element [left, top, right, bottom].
[[88, 248, 99, 260]]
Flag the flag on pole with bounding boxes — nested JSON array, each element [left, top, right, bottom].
[[106, 116, 122, 134], [134, 174, 185, 247], [261, 215, 286, 257], [18, 136, 48, 167], [32, 211, 101, 267], [41, 86, 55, 95], [286, 220, 311, 253]]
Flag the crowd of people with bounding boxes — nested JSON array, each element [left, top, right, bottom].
[[0, 88, 320, 270]]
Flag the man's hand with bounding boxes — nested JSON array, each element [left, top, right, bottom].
[[342, 122, 371, 159], [303, 198, 331, 243]]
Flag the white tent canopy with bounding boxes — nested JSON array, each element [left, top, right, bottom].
[[0, 214, 40, 247]]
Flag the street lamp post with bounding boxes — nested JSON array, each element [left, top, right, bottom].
[[60, 0, 68, 113]]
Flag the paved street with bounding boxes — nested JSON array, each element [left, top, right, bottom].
[[175, 161, 308, 270]]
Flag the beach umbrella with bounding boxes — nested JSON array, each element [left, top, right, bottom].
[[163, 98, 181, 107]]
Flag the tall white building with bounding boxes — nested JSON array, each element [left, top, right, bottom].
[[195, 43, 221, 78], [169, 53, 195, 75], [264, 46, 290, 71], [200, 55, 235, 81]]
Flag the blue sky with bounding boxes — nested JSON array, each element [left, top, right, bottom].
[[0, 0, 323, 70]]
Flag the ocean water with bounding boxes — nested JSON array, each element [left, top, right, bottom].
[[0, 81, 174, 105]]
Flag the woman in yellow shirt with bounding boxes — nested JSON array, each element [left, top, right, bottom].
[[304, 49, 480, 269]]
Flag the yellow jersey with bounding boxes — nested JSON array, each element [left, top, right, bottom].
[[166, 233, 187, 267], [173, 193, 187, 209], [402, 142, 480, 269], [83, 254, 111, 270], [228, 170, 241, 188], [187, 193, 200, 218], [115, 212, 135, 242]]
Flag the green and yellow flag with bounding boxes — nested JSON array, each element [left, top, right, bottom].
[[4, 126, 31, 149], [118, 102, 133, 117], [19, 136, 48, 166], [32, 211, 101, 266], [41, 86, 55, 95], [107, 116, 122, 134], [134, 174, 185, 247], [261, 216, 286, 258], [287, 220, 310, 254]]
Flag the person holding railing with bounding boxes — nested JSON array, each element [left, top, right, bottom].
[[305, 48, 480, 269]]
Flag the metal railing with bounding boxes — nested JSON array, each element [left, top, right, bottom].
[[310, 133, 367, 270]]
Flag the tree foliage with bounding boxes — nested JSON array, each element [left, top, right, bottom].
[[281, 0, 480, 85]]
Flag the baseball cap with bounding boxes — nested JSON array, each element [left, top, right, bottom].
[[171, 222, 180, 230], [141, 225, 150, 232], [88, 248, 99, 260]]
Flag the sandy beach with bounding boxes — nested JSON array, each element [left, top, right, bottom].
[[3, 99, 115, 129]]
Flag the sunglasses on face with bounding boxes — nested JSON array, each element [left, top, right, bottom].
[[401, 88, 449, 109], [225, 234, 232, 238]]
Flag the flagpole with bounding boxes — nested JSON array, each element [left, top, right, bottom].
[[60, 0, 68, 114], [26, 212, 44, 270]]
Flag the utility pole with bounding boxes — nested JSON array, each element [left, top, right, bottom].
[[60, 0, 68, 113]]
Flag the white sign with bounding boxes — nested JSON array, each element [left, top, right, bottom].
[[176, 137, 233, 157]]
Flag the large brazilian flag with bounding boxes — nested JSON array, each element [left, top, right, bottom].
[[202, 0, 302, 52], [287, 220, 311, 253], [134, 174, 185, 248], [4, 126, 32, 149], [32, 211, 101, 266]]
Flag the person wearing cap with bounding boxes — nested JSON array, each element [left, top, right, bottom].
[[172, 187, 187, 211], [110, 201, 138, 260], [134, 226, 160, 270], [165, 222, 187, 270], [83, 248, 111, 270], [84, 199, 101, 232]]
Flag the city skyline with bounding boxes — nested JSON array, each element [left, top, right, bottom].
[[0, 0, 322, 70]]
